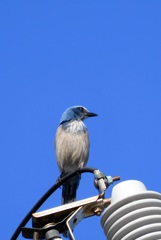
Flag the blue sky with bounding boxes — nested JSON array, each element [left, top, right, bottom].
[[1, 1, 161, 239]]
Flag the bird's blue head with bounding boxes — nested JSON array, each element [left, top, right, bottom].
[[59, 106, 98, 124]]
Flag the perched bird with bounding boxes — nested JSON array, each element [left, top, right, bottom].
[[55, 106, 97, 204]]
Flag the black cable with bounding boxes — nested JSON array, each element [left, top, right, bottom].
[[11, 167, 97, 240]]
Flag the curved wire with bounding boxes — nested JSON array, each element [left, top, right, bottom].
[[11, 167, 97, 240]]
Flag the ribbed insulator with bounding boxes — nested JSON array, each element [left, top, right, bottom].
[[101, 180, 161, 240]]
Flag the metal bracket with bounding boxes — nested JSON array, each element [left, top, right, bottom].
[[66, 206, 83, 240], [22, 173, 120, 239], [22, 195, 111, 239]]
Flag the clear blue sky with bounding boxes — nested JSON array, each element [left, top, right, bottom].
[[1, 1, 161, 239]]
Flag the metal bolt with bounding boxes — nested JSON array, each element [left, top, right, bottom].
[[93, 207, 102, 216]]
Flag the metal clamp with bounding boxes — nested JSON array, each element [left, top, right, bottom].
[[22, 195, 111, 239], [22, 172, 120, 239], [94, 170, 120, 195]]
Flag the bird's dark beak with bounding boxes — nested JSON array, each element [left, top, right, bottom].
[[86, 112, 98, 117]]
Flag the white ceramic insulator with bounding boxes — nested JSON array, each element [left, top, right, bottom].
[[101, 180, 161, 240]]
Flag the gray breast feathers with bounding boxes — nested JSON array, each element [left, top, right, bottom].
[[55, 122, 90, 173]]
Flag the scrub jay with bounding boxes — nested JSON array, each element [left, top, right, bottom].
[[55, 106, 97, 204]]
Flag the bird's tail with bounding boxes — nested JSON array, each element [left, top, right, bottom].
[[62, 174, 80, 204]]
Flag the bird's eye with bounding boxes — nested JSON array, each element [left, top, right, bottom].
[[79, 107, 84, 111]]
